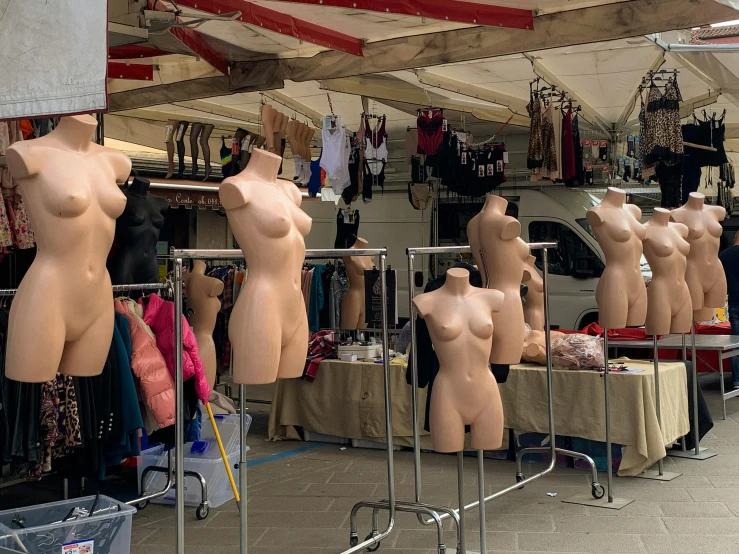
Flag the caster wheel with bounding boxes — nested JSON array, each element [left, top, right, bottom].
[[135, 500, 148, 510], [196, 503, 209, 520], [516, 473, 525, 485], [349, 536, 359, 547], [592, 484, 605, 500], [365, 533, 380, 552], [438, 547, 446, 554]]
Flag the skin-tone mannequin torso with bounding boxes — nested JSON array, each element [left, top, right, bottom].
[[670, 192, 726, 320], [108, 176, 169, 286], [413, 268, 505, 452], [522, 255, 544, 331], [219, 149, 312, 384], [522, 330, 563, 364], [643, 208, 692, 334], [341, 237, 374, 330], [467, 194, 528, 364], [185, 260, 224, 389], [586, 187, 647, 329], [5, 115, 129, 382]]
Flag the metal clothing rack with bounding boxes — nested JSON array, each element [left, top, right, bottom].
[[170, 248, 394, 554], [349, 243, 602, 552]]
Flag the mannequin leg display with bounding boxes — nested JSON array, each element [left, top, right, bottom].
[[165, 119, 177, 179], [200, 123, 214, 180], [457, 452, 466, 554], [176, 121, 189, 179], [634, 336, 682, 480], [190, 122, 204, 179], [668, 323, 718, 460], [477, 451, 486, 554]]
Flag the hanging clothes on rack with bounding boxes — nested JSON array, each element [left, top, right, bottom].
[[541, 102, 558, 180], [417, 109, 444, 157], [561, 106, 577, 182], [363, 115, 387, 203], [334, 208, 360, 249], [526, 91, 544, 174]]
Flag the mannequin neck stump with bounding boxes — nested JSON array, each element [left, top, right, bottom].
[[686, 193, 705, 210], [483, 194, 507, 213], [443, 268, 471, 296], [56, 115, 97, 151], [602, 187, 626, 208], [650, 208, 670, 226], [243, 149, 281, 182], [129, 177, 151, 197], [352, 237, 369, 249]]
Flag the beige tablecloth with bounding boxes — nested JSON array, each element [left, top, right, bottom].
[[268, 359, 430, 447], [501, 358, 689, 476]]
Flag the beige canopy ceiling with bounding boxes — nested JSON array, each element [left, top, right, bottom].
[[106, 0, 739, 150]]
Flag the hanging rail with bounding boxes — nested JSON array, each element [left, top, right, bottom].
[[170, 247, 394, 554], [389, 241, 602, 531]]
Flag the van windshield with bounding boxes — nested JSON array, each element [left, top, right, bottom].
[[576, 218, 651, 273]]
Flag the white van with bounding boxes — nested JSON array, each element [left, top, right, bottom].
[[502, 187, 650, 330]]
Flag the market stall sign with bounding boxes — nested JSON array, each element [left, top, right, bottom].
[[151, 189, 222, 210]]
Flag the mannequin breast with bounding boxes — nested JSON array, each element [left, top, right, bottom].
[[522, 255, 545, 331]]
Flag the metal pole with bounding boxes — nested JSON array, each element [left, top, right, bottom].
[[174, 257, 185, 554], [654, 335, 664, 476], [604, 330, 613, 503], [542, 248, 556, 464], [477, 451, 486, 554], [379, 253, 396, 527], [457, 452, 466, 554], [692, 323, 700, 457], [407, 254, 423, 508], [240, 384, 248, 554]]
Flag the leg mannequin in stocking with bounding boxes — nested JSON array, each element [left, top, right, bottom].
[[261, 104, 276, 153], [200, 124, 214, 180], [176, 120, 189, 178], [165, 119, 177, 179], [189, 122, 204, 179]]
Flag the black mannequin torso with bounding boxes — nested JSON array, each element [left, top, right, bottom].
[[108, 177, 169, 285]]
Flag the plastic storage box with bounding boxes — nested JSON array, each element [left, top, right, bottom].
[[0, 495, 134, 554], [138, 414, 250, 508]]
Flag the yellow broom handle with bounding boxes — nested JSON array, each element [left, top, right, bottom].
[[205, 402, 240, 503]]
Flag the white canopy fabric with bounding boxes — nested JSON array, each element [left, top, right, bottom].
[[0, 0, 108, 119]]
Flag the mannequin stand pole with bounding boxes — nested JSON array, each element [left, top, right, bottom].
[[477, 451, 487, 554], [239, 384, 248, 554], [457, 452, 466, 554], [634, 335, 681, 481], [174, 257, 186, 554], [565, 329, 632, 509], [668, 324, 717, 460]]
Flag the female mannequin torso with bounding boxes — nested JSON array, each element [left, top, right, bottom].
[[522, 255, 544, 331], [341, 237, 374, 330], [467, 194, 528, 364], [413, 268, 505, 453], [643, 208, 692, 334], [670, 192, 726, 317], [220, 149, 312, 384], [5, 115, 129, 381], [586, 187, 647, 329], [108, 177, 170, 286], [185, 260, 224, 389]]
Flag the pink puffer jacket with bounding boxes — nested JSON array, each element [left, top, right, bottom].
[[114, 300, 175, 429], [140, 293, 211, 403]]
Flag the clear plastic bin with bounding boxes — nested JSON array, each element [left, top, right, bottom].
[[137, 414, 250, 508], [0, 495, 134, 554]]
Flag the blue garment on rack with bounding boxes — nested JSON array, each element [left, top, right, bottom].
[[308, 264, 325, 333], [308, 153, 322, 197], [186, 404, 202, 443]]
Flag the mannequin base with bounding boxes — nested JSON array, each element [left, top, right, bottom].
[[633, 469, 682, 481], [667, 446, 718, 460], [563, 493, 633, 510]]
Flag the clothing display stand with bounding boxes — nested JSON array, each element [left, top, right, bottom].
[[386, 243, 601, 547], [172, 248, 395, 554], [668, 324, 718, 460], [634, 336, 681, 481], [564, 330, 633, 510]]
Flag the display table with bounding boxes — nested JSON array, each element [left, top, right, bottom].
[[268, 359, 431, 447], [500, 359, 689, 476]]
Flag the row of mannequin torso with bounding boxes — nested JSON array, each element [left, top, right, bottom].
[[588, 187, 726, 334]]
